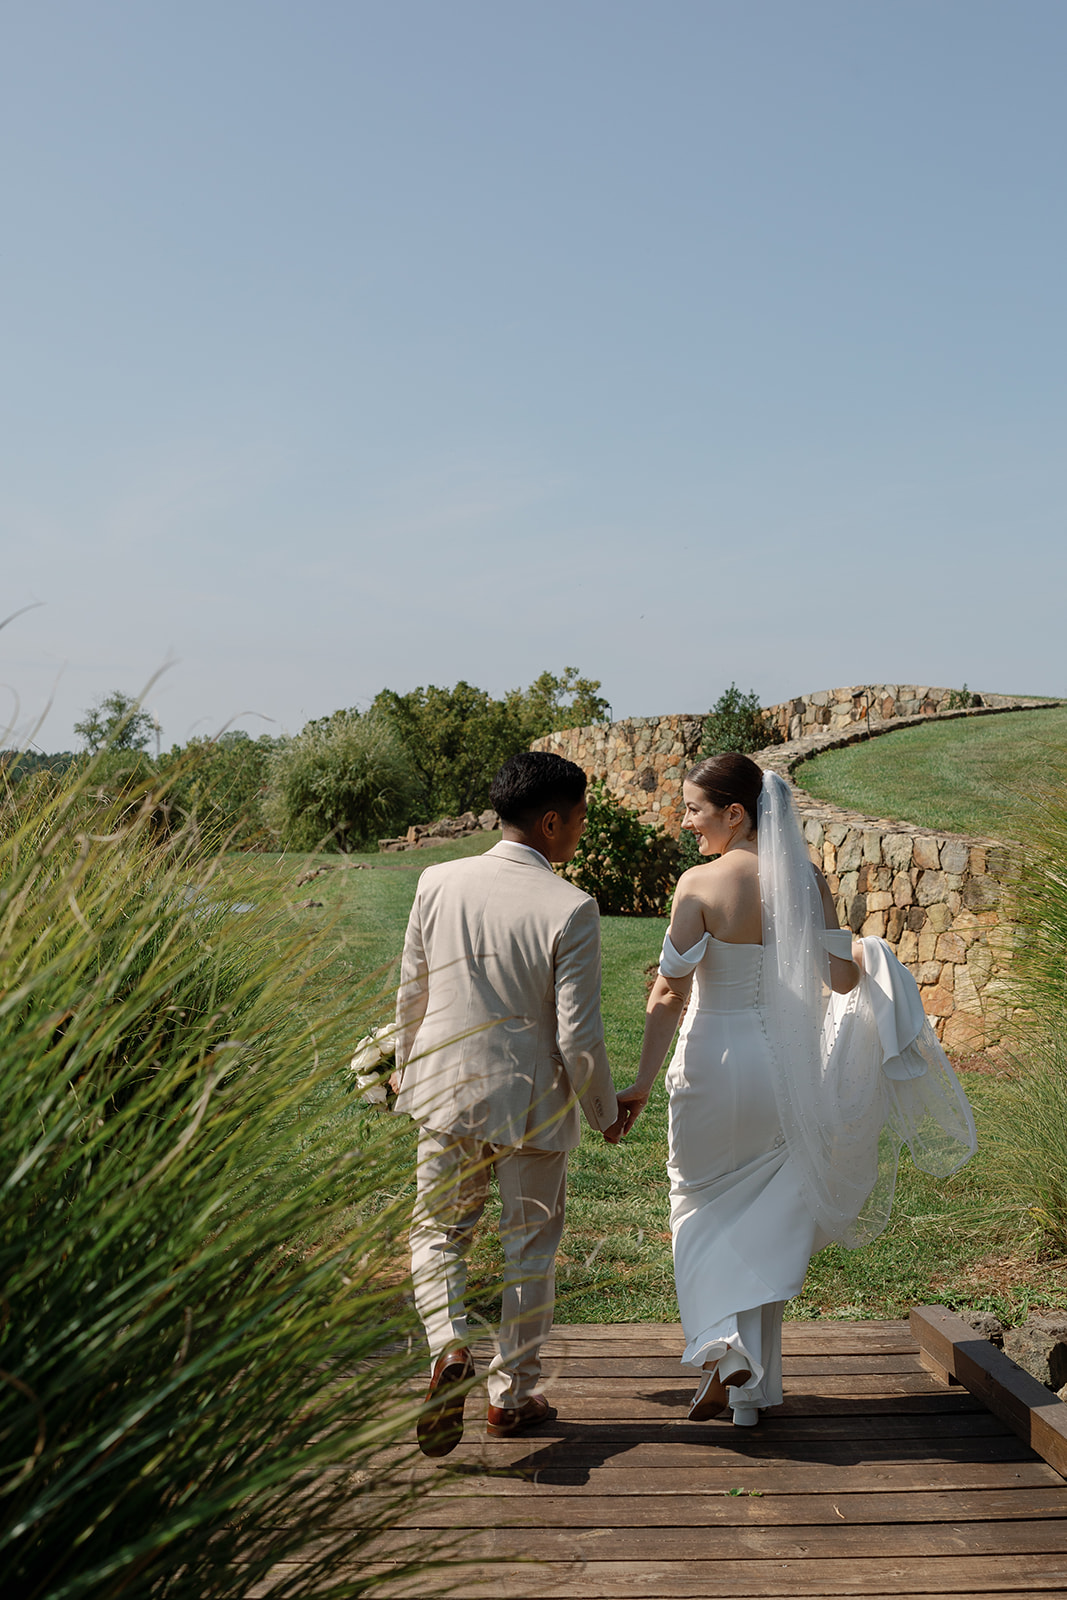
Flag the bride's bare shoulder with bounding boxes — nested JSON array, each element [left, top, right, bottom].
[[675, 854, 751, 900], [673, 864, 710, 900]]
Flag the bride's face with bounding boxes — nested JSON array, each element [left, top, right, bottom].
[[681, 781, 740, 855]]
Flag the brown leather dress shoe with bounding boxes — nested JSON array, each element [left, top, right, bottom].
[[485, 1392, 557, 1438], [416, 1346, 475, 1458]]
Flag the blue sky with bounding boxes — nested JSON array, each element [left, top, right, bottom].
[[3, 1, 1064, 749]]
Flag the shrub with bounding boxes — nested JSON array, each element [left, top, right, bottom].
[[700, 683, 782, 757], [160, 730, 277, 849], [561, 781, 681, 915], [0, 769, 447, 1597], [265, 710, 420, 852]]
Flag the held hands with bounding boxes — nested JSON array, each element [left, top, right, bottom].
[[602, 1083, 650, 1144]]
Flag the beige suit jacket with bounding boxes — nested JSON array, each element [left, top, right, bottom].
[[394, 840, 618, 1151]]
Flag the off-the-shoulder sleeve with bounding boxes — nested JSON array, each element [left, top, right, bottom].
[[659, 930, 710, 977], [820, 928, 854, 959]]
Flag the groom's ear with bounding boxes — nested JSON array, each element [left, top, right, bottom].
[[539, 808, 562, 840]]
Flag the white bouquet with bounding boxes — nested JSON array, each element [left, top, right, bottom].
[[347, 1025, 398, 1106]]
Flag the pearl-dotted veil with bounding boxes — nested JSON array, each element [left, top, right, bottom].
[[757, 770, 976, 1248]]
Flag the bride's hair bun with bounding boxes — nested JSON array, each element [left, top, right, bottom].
[[685, 753, 763, 829]]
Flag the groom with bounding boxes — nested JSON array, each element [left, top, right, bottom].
[[394, 751, 619, 1456]]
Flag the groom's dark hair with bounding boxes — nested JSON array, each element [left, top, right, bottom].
[[490, 752, 587, 825]]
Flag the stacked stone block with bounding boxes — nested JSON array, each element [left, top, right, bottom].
[[763, 683, 1027, 744], [794, 808, 1019, 1054], [532, 715, 703, 835]]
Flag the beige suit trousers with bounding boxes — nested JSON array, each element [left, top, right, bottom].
[[410, 1127, 567, 1409]]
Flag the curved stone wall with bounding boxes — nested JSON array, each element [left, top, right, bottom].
[[764, 683, 1035, 744], [532, 714, 705, 836], [532, 689, 1062, 1053]]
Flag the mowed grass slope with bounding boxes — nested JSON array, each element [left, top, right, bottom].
[[797, 704, 1067, 839], [218, 834, 1062, 1326]]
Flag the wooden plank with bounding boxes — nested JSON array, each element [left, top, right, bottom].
[[427, 1382, 983, 1421], [398, 1459, 1063, 1496], [370, 1518, 1067, 1559], [374, 1487, 1067, 1529], [519, 1372, 972, 1398], [911, 1304, 1067, 1479], [369, 1432, 1040, 1483], [536, 1354, 927, 1378], [535, 1330, 920, 1347], [530, 1321, 919, 1356], [375, 1426, 1035, 1465], [534, 1321, 914, 1338], [438, 1373, 980, 1404], [372, 1411, 1019, 1471], [357, 1554, 1067, 1596], [435, 1388, 985, 1427]]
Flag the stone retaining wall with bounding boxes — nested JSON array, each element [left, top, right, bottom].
[[772, 786, 1020, 1056], [764, 683, 1032, 744], [533, 692, 1062, 1052], [532, 714, 705, 836]]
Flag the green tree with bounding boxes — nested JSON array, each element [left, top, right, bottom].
[[73, 690, 157, 753], [699, 683, 782, 757], [560, 780, 681, 915], [372, 668, 609, 822], [265, 710, 419, 852], [508, 667, 610, 742], [370, 681, 524, 819]]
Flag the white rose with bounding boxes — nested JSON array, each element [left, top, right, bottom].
[[351, 1071, 389, 1105], [348, 1025, 397, 1105], [349, 1024, 394, 1076]]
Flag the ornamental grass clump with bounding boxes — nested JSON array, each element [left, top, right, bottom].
[[987, 785, 1067, 1252], [265, 710, 420, 853], [0, 760, 445, 1598]]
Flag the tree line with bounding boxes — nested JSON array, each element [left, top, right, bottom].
[[2, 670, 613, 853]]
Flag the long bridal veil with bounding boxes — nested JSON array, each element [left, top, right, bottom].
[[757, 770, 976, 1249]]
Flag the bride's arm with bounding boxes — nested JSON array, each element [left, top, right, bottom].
[[815, 865, 862, 993], [604, 877, 704, 1143], [604, 972, 691, 1143]]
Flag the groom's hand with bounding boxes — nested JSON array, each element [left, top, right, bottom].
[[603, 1083, 650, 1143]]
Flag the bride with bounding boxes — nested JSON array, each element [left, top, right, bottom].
[[608, 753, 976, 1428]]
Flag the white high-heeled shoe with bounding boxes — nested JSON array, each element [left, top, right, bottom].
[[731, 1405, 760, 1427], [687, 1349, 754, 1422]]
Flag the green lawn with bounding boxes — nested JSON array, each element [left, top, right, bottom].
[[797, 705, 1067, 839], [225, 836, 1062, 1327]]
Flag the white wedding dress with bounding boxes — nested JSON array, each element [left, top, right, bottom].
[[658, 772, 977, 1417], [664, 930, 817, 1410]]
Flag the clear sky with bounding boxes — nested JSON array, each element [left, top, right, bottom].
[[3, 0, 1064, 750]]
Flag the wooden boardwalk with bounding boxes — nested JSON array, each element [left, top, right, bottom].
[[376, 1318, 1067, 1598]]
